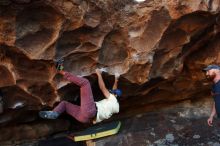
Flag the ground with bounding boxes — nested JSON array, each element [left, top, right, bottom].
[[91, 110, 220, 146], [1, 99, 220, 146]]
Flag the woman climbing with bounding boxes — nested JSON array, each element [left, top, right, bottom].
[[39, 60, 122, 124]]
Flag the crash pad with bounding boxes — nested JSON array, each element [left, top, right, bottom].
[[68, 121, 121, 141]]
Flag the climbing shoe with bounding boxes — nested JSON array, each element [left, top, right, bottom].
[[39, 111, 59, 119], [55, 58, 64, 71]]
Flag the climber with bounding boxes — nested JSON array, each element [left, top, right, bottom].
[[39, 60, 122, 124], [203, 65, 220, 126]]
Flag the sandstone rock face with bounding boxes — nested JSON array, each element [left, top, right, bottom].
[[0, 0, 220, 141], [0, 119, 70, 142]]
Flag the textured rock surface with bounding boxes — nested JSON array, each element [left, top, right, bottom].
[[87, 99, 220, 146], [2, 98, 218, 146], [0, 0, 220, 141], [0, 119, 70, 142]]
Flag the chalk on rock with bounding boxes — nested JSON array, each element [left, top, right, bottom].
[[99, 68, 107, 73], [115, 73, 120, 79], [10, 102, 25, 109], [165, 133, 174, 143], [134, 0, 145, 2], [193, 135, 200, 139]]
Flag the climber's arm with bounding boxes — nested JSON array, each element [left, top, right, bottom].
[[96, 69, 110, 99]]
